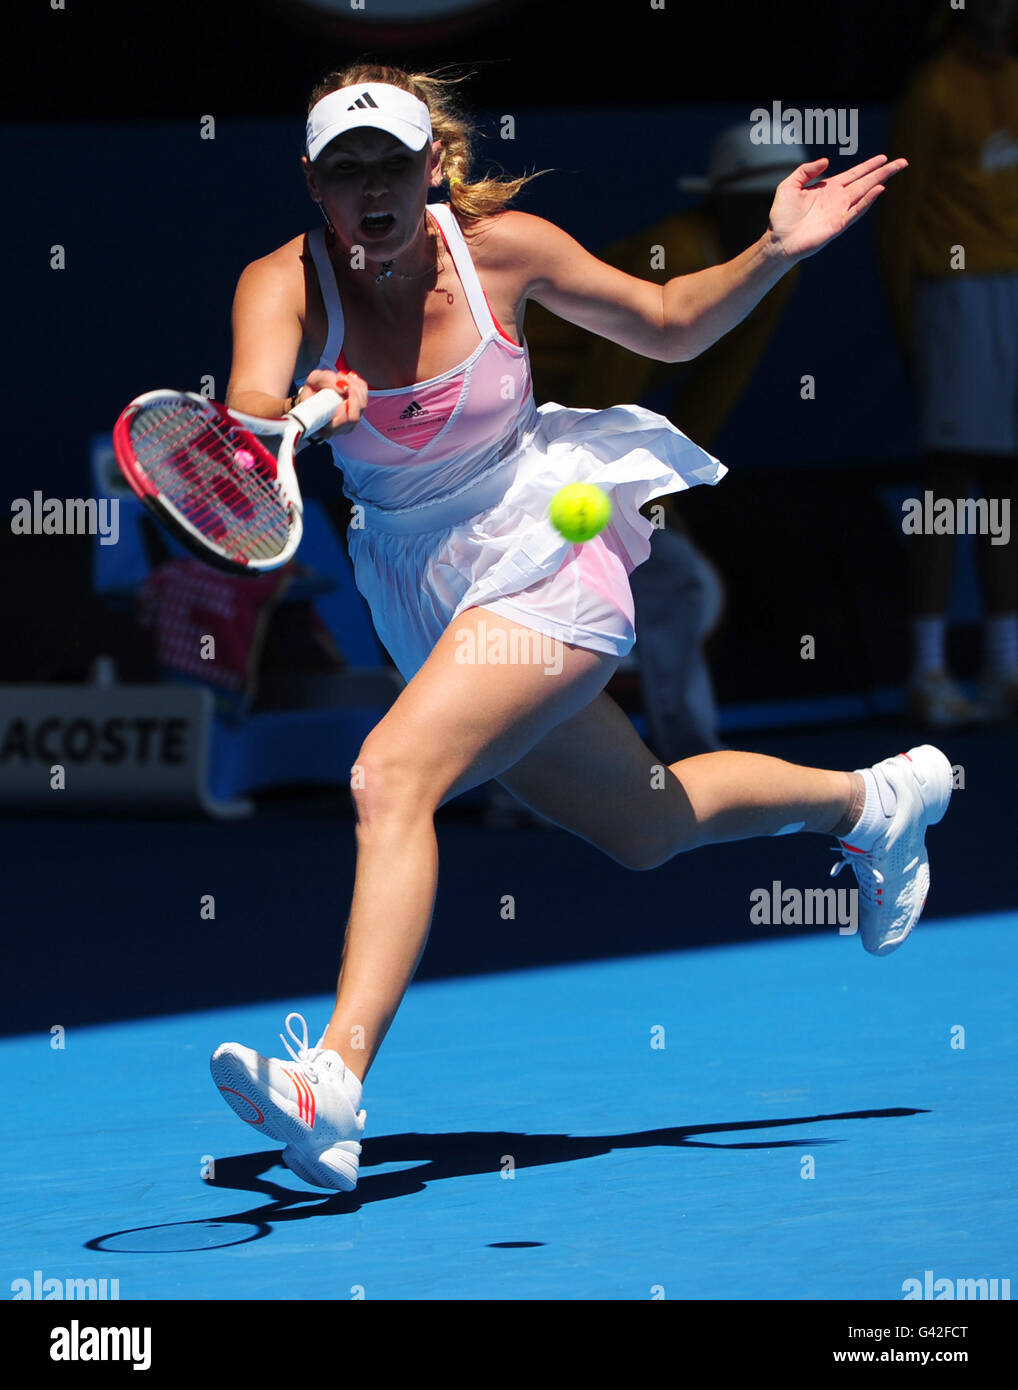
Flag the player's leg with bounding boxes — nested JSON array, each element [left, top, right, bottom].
[[495, 689, 855, 870], [320, 606, 619, 1080], [497, 689, 952, 956], [212, 610, 621, 1192]]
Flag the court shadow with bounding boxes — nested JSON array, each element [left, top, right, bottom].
[[85, 1105, 926, 1253]]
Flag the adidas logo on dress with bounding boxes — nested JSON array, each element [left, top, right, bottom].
[[400, 401, 426, 419]]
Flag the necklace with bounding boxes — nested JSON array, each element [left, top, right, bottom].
[[324, 217, 454, 303], [375, 219, 444, 286], [375, 254, 438, 284]]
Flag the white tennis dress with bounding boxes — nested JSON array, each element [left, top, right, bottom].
[[295, 201, 728, 682]]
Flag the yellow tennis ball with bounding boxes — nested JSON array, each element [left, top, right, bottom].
[[549, 483, 612, 542]]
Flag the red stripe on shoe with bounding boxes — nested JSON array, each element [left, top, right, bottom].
[[284, 1068, 306, 1122], [290, 1069, 316, 1128], [300, 1073, 315, 1128], [296, 1073, 312, 1126], [838, 840, 868, 854]]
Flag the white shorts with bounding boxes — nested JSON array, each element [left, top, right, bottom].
[[912, 271, 1018, 454]]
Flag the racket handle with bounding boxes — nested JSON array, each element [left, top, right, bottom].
[[287, 388, 345, 438]]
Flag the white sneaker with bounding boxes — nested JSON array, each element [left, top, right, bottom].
[[829, 745, 953, 956], [210, 1012, 366, 1191]]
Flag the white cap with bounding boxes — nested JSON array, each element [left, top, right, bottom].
[[679, 122, 810, 194], [306, 83, 433, 163]]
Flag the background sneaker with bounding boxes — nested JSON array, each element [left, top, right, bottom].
[[977, 667, 1018, 723], [906, 671, 985, 728]]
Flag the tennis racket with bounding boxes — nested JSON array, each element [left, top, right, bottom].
[[112, 387, 344, 575]]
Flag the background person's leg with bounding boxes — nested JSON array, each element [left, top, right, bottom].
[[630, 524, 726, 762], [906, 450, 984, 726], [906, 271, 999, 727], [975, 453, 1018, 719]]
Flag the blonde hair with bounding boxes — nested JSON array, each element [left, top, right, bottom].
[[306, 62, 552, 222]]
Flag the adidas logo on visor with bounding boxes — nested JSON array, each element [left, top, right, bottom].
[[347, 92, 380, 110]]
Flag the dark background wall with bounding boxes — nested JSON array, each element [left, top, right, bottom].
[[2, 0, 942, 121], [0, 0, 986, 696]]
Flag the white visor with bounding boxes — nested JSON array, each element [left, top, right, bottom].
[[306, 83, 433, 162]]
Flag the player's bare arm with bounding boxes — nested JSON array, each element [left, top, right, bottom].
[[225, 248, 367, 437], [225, 252, 305, 417], [511, 153, 907, 363]]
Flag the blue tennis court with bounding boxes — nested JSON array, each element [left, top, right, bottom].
[[3, 883, 1013, 1303]]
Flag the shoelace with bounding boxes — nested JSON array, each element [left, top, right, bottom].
[[829, 844, 883, 908], [280, 1012, 330, 1085]]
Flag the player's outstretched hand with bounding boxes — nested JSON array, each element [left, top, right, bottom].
[[294, 368, 369, 437], [767, 154, 908, 262]]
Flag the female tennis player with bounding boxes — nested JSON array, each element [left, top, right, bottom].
[[211, 64, 953, 1192]]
